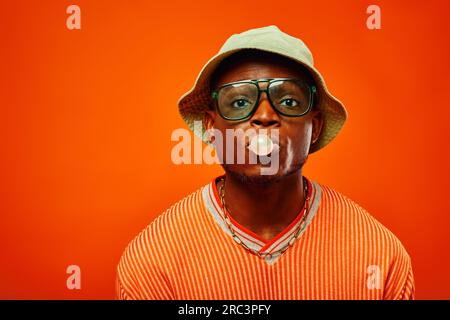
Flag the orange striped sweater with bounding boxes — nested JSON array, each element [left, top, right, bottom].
[[116, 175, 414, 300]]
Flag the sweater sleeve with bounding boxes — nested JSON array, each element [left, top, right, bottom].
[[398, 263, 415, 300], [115, 225, 175, 300], [383, 242, 415, 300]]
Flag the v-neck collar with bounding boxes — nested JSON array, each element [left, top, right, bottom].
[[202, 174, 322, 265]]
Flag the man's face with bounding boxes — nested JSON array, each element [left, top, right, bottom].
[[205, 54, 323, 184]]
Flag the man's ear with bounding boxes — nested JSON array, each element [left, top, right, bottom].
[[311, 110, 324, 145], [204, 109, 217, 131]]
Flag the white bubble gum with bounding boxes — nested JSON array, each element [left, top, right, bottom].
[[248, 134, 278, 156]]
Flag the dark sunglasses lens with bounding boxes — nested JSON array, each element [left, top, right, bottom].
[[217, 83, 258, 120], [269, 80, 311, 116]]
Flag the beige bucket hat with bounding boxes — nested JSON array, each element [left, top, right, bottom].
[[177, 25, 347, 153]]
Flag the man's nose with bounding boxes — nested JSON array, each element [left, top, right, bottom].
[[250, 91, 281, 128]]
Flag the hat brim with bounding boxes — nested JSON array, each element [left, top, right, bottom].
[[178, 47, 347, 154]]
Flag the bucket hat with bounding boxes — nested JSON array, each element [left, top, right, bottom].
[[177, 25, 347, 153]]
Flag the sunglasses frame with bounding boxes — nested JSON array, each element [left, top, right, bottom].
[[211, 77, 317, 121]]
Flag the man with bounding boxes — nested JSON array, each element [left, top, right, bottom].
[[116, 25, 414, 299]]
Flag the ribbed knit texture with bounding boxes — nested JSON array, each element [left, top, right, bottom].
[[116, 176, 414, 300]]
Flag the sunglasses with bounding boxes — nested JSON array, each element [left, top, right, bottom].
[[211, 78, 316, 121]]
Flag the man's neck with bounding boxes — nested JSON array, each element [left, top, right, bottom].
[[217, 171, 306, 242]]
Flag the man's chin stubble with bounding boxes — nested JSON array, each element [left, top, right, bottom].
[[222, 161, 305, 187]]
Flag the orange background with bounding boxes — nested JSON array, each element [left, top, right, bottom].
[[1, 0, 449, 299]]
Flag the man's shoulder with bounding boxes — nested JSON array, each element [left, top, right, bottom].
[[150, 184, 207, 231], [315, 181, 411, 259], [119, 183, 209, 259]]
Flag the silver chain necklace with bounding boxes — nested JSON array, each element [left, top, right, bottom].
[[218, 176, 310, 260]]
